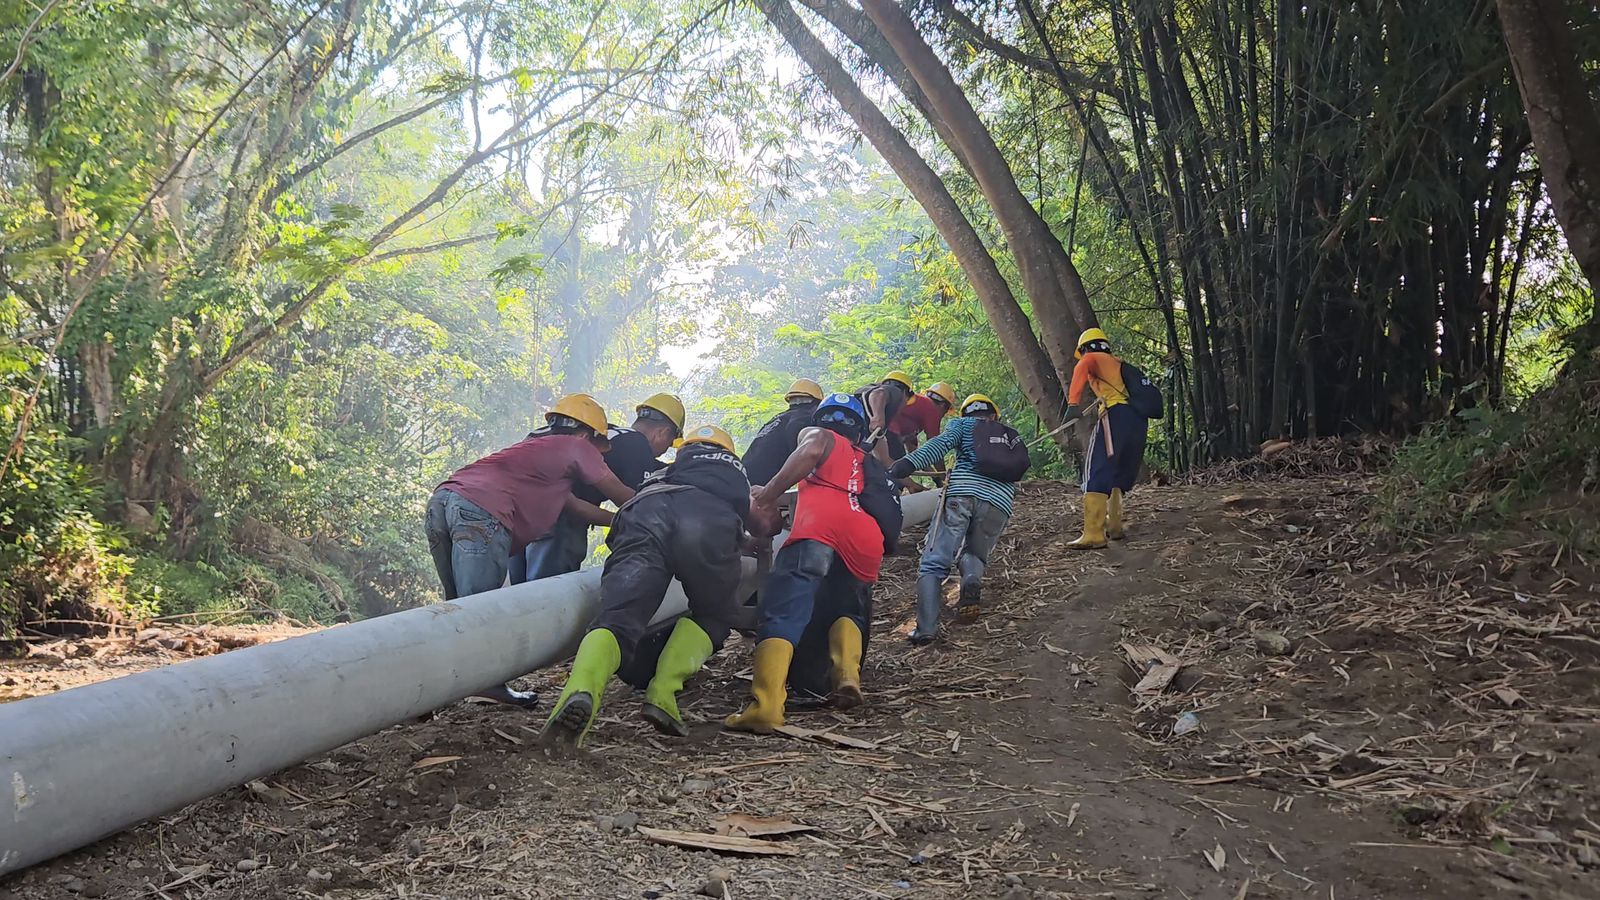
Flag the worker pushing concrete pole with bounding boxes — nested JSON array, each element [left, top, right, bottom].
[[0, 491, 938, 876]]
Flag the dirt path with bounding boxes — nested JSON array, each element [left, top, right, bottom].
[[4, 476, 1596, 899]]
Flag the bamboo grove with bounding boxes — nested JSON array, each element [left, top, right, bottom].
[[761, 0, 1599, 468]]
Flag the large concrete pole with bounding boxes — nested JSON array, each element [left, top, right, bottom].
[[0, 491, 938, 875]]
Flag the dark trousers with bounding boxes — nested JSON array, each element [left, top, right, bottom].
[[1083, 403, 1148, 494], [755, 540, 873, 699], [789, 576, 873, 701], [591, 490, 743, 668], [509, 512, 588, 584]]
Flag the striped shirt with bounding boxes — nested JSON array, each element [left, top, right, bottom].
[[903, 416, 1017, 516]]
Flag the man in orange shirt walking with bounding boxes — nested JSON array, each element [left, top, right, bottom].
[[1066, 328, 1149, 549]]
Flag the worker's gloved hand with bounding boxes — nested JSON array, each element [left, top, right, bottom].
[[887, 457, 914, 480], [1064, 405, 1082, 423]]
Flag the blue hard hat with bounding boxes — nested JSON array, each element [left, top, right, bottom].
[[814, 392, 866, 429]]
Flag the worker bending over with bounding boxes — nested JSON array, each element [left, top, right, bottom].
[[857, 370, 913, 466], [541, 425, 771, 746], [727, 394, 900, 732], [890, 394, 1015, 643], [514, 393, 683, 582], [743, 379, 825, 488], [1067, 328, 1148, 549], [424, 393, 634, 708], [890, 381, 954, 455]]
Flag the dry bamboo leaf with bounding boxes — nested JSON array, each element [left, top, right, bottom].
[[774, 724, 879, 750], [1204, 843, 1227, 872], [637, 826, 801, 856], [712, 814, 814, 838], [408, 755, 462, 771]]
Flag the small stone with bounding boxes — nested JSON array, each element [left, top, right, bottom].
[[975, 822, 992, 832], [305, 868, 332, 885], [1533, 829, 1559, 842], [681, 779, 715, 794], [697, 877, 728, 898], [407, 838, 424, 857], [62, 877, 85, 894], [596, 815, 617, 832], [80, 881, 107, 898], [1576, 845, 1598, 868], [614, 811, 640, 831], [908, 854, 926, 866], [1005, 873, 1023, 887], [235, 859, 261, 872], [1196, 610, 1227, 632], [1253, 630, 1293, 656], [642, 892, 663, 899], [893, 881, 912, 889]]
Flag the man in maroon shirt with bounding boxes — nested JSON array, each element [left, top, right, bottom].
[[424, 393, 634, 709]]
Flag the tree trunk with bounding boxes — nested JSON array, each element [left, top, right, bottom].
[[756, 0, 1071, 446], [1495, 0, 1600, 337], [855, 0, 1097, 385]]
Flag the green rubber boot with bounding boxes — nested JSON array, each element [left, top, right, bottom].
[[542, 628, 621, 747], [641, 618, 714, 737]]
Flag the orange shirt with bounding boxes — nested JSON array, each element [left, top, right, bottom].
[[1069, 351, 1128, 408]]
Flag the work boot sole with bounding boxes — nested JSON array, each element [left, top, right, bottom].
[[541, 693, 593, 746], [907, 633, 936, 647], [831, 681, 863, 710], [641, 702, 689, 737], [1066, 540, 1108, 550], [1109, 529, 1126, 541]]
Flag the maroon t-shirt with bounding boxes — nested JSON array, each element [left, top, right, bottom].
[[890, 393, 945, 441], [436, 433, 611, 547]]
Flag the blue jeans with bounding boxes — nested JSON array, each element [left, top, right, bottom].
[[755, 539, 866, 645], [509, 512, 589, 583], [424, 489, 512, 600], [919, 494, 1009, 584]]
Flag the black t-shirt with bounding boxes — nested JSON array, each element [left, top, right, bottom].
[[742, 402, 818, 486], [570, 426, 664, 505], [644, 443, 752, 527]]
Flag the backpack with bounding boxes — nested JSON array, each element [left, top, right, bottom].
[[970, 419, 1031, 482], [857, 453, 905, 556], [1121, 361, 1165, 420]]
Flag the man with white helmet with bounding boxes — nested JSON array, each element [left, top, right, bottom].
[[890, 393, 1018, 643]]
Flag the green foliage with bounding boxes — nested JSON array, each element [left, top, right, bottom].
[[1377, 353, 1600, 551]]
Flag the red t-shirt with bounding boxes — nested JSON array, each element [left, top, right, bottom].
[[786, 431, 885, 583], [437, 433, 611, 547], [890, 393, 945, 440]]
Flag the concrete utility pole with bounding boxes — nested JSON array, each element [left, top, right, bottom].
[[0, 491, 939, 875]]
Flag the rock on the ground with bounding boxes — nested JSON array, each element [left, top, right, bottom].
[[234, 859, 261, 872], [615, 811, 640, 831], [1196, 610, 1227, 632], [697, 866, 733, 897], [1253, 630, 1293, 655]]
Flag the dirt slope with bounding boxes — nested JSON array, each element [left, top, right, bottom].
[[3, 476, 1596, 899]]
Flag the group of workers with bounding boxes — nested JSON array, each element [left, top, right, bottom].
[[422, 328, 1149, 744]]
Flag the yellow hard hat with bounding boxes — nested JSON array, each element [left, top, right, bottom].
[[924, 381, 956, 409], [637, 392, 686, 433], [784, 378, 824, 403], [677, 424, 736, 454], [960, 393, 997, 416], [546, 393, 609, 436], [883, 370, 913, 391], [1075, 327, 1110, 359]]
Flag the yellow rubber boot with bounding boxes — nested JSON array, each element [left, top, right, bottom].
[[1067, 492, 1110, 550], [1108, 488, 1125, 541], [724, 638, 794, 734], [828, 618, 864, 710]]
